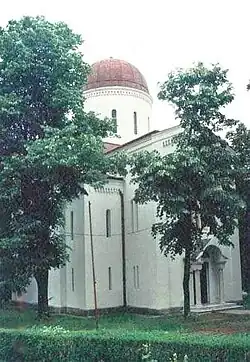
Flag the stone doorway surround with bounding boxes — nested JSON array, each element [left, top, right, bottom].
[[190, 245, 228, 309]]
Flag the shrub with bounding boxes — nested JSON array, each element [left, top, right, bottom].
[[0, 282, 11, 305], [0, 327, 249, 361], [243, 292, 250, 310]]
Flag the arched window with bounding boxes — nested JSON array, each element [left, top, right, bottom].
[[106, 209, 111, 237], [133, 112, 138, 135], [111, 109, 117, 132]]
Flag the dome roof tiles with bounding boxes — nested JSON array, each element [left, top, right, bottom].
[[85, 58, 149, 94]]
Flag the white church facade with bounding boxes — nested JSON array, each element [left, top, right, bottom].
[[17, 58, 242, 313]]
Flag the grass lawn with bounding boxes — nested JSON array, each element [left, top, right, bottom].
[[0, 304, 249, 335], [0, 305, 249, 361]]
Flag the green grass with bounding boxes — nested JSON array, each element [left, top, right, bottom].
[[0, 306, 249, 361], [0, 305, 249, 335]]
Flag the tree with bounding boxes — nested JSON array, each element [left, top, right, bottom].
[[130, 63, 244, 318], [0, 16, 117, 316], [227, 123, 250, 291]]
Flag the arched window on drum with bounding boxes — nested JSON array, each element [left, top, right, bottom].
[[133, 111, 138, 135], [111, 109, 117, 132]]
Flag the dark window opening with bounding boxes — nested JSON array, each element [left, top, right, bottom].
[[108, 267, 112, 290], [106, 209, 111, 237], [71, 268, 75, 292], [134, 112, 138, 135], [70, 211, 74, 240], [112, 109, 117, 132]]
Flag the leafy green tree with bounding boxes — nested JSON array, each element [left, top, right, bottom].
[[130, 63, 244, 318], [0, 16, 116, 316], [227, 123, 250, 291]]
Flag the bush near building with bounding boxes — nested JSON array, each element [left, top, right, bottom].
[[0, 327, 250, 362]]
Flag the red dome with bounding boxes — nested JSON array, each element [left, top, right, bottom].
[[85, 58, 149, 94]]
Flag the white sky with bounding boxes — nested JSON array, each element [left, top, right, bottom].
[[1, 0, 250, 130]]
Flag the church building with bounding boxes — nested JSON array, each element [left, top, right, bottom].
[[18, 58, 243, 313]]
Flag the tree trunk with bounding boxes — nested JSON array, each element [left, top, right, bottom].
[[243, 208, 250, 292], [35, 268, 49, 318], [183, 247, 191, 319], [239, 205, 250, 292]]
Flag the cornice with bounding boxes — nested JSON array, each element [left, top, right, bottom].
[[94, 187, 121, 194], [83, 86, 153, 106]]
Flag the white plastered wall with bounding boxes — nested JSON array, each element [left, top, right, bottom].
[[63, 196, 86, 310], [219, 229, 242, 302], [123, 127, 182, 310], [83, 179, 124, 310], [83, 86, 153, 145]]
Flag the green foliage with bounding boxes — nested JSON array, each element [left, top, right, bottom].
[[1, 307, 250, 333], [131, 63, 243, 256], [227, 123, 250, 292], [158, 63, 237, 136], [227, 123, 250, 201], [130, 63, 244, 318], [242, 293, 250, 310], [0, 16, 117, 314], [130, 146, 242, 258], [0, 327, 249, 362], [0, 306, 250, 361]]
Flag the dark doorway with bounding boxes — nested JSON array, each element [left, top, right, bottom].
[[200, 262, 209, 304]]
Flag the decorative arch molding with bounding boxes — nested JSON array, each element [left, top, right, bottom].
[[83, 86, 153, 106], [195, 244, 228, 265]]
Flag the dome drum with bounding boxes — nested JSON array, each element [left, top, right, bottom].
[[83, 57, 152, 145]]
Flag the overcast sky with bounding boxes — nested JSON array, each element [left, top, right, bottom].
[[1, 0, 250, 130]]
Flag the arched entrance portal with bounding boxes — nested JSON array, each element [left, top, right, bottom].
[[190, 245, 227, 306]]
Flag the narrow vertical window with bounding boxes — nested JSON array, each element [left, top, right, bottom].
[[133, 266, 136, 288], [133, 111, 138, 135], [108, 267, 112, 290], [148, 117, 150, 132], [112, 109, 117, 132], [131, 200, 139, 232], [136, 265, 140, 289], [106, 209, 111, 237], [71, 268, 75, 292], [70, 211, 74, 240], [133, 265, 140, 289], [131, 200, 134, 232], [135, 202, 139, 231]]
